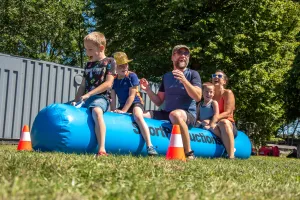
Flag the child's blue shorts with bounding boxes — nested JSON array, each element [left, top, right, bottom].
[[83, 95, 109, 112]]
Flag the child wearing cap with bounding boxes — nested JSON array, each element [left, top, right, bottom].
[[195, 82, 219, 131], [110, 52, 158, 156], [72, 32, 116, 157]]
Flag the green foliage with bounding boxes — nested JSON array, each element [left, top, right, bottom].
[[94, 0, 300, 144], [0, 0, 93, 67], [0, 0, 299, 144], [1, 145, 300, 199], [269, 136, 285, 144], [284, 32, 300, 121]]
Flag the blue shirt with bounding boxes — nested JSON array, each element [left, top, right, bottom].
[[112, 72, 143, 107], [159, 69, 202, 117]]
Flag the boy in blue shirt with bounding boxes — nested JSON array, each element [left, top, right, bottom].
[[110, 52, 158, 156], [72, 32, 116, 157]]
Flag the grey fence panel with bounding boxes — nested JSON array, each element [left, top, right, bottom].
[[0, 54, 83, 140], [0, 55, 23, 140], [0, 53, 159, 140]]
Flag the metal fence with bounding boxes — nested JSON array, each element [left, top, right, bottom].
[[0, 53, 159, 140]]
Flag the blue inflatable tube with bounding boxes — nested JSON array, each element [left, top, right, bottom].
[[31, 104, 251, 159]]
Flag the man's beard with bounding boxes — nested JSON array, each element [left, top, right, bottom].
[[175, 60, 188, 69]]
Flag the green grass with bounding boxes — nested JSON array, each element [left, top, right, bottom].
[[1, 145, 300, 200]]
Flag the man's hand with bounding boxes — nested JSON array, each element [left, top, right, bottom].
[[172, 70, 187, 84], [140, 78, 150, 91]]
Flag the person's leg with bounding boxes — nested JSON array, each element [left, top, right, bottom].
[[133, 104, 158, 155], [133, 106, 152, 147], [217, 119, 235, 158], [92, 107, 106, 153], [211, 125, 221, 137], [169, 109, 191, 154], [89, 96, 109, 155]]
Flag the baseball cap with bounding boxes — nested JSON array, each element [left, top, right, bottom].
[[172, 45, 190, 55]]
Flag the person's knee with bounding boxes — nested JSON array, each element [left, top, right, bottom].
[[133, 113, 144, 123], [92, 107, 104, 119], [169, 111, 182, 122], [218, 119, 232, 134], [219, 119, 230, 126]]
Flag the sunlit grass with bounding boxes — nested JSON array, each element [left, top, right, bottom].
[[1, 145, 300, 200]]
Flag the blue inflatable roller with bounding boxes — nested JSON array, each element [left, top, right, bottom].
[[31, 104, 251, 159]]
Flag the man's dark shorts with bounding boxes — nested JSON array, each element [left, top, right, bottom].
[[148, 110, 195, 126], [118, 102, 144, 113]]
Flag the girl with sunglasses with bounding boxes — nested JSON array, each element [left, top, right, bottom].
[[211, 70, 237, 159]]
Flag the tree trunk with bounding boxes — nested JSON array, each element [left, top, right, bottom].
[[297, 144, 300, 159]]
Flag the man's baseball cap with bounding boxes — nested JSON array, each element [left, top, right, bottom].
[[172, 45, 190, 54]]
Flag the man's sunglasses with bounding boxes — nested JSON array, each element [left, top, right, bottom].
[[176, 50, 190, 56], [212, 74, 223, 78]]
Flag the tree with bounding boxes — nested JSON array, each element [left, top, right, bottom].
[[0, 0, 94, 67], [94, 0, 300, 144], [278, 119, 300, 145], [284, 32, 300, 121]]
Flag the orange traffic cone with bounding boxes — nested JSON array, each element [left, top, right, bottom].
[[17, 125, 32, 151], [166, 124, 186, 161]]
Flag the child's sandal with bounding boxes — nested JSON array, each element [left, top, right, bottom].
[[95, 151, 108, 158]]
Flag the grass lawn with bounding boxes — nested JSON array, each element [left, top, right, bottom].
[[1, 145, 300, 200]]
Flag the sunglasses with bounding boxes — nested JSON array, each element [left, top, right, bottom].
[[176, 50, 190, 56], [212, 74, 223, 78]]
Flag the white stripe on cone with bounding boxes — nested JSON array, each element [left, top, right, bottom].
[[20, 132, 31, 141], [170, 134, 183, 148]]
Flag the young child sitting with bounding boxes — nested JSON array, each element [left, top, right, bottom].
[[110, 52, 158, 156], [72, 32, 116, 157], [195, 82, 219, 130]]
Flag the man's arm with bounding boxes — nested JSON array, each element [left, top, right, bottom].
[[140, 78, 164, 106], [172, 70, 202, 102], [146, 90, 165, 107], [182, 81, 202, 102]]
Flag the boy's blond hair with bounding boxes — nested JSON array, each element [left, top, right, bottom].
[[202, 82, 214, 90], [84, 32, 106, 47]]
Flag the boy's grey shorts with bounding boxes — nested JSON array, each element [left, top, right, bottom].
[[83, 95, 109, 113]]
